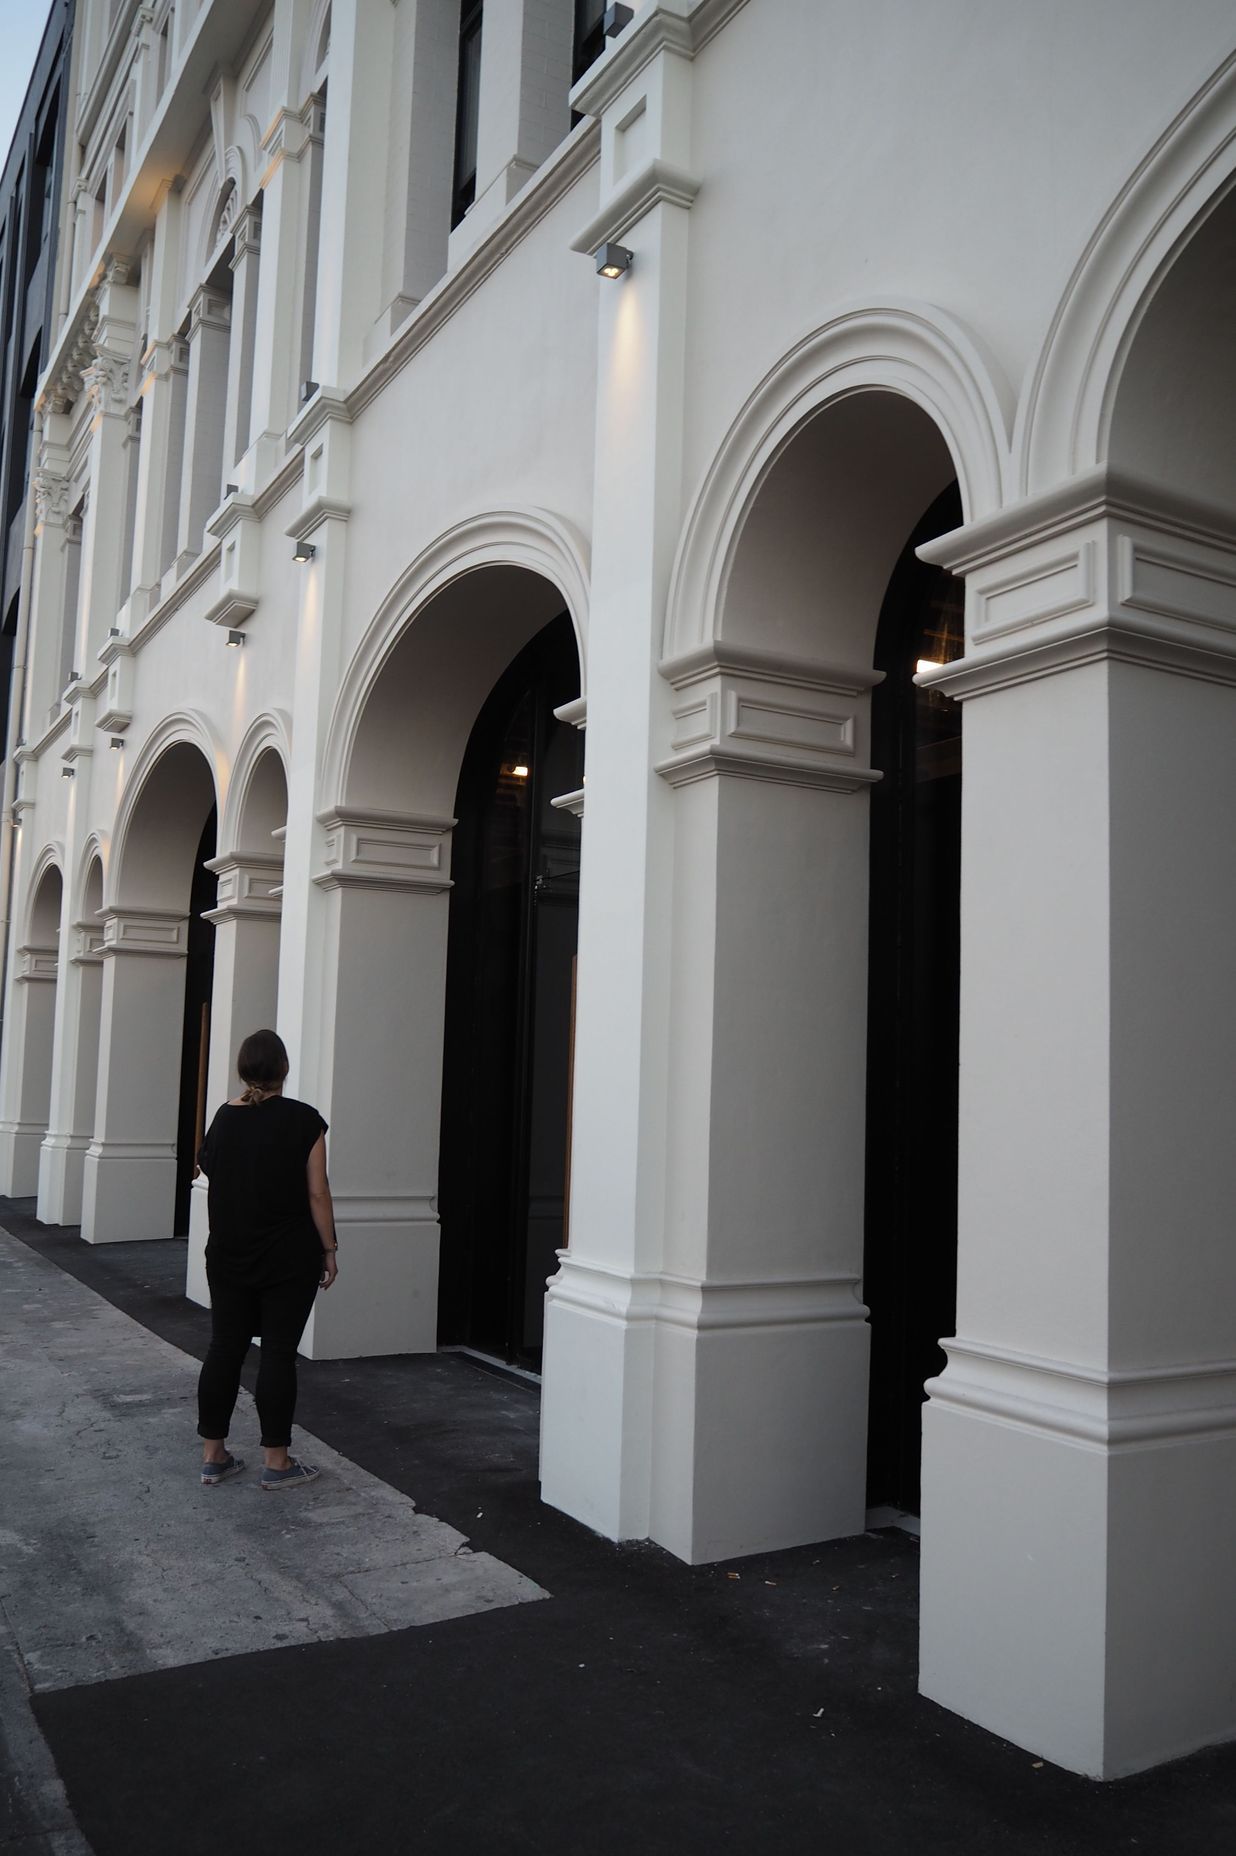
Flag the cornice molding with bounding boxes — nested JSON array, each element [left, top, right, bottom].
[[919, 466, 1236, 576], [570, 156, 700, 256]]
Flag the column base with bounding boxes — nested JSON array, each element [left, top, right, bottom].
[[541, 1258, 870, 1562], [36, 1132, 91, 1225], [540, 1257, 657, 1544], [80, 1142, 177, 1243], [298, 1203, 440, 1359], [0, 1121, 50, 1198], [920, 1343, 1236, 1778]]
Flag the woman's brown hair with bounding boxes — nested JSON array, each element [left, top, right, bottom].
[[236, 1029, 289, 1103]]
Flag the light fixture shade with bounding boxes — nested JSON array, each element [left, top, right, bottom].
[[604, 3, 634, 35], [292, 538, 316, 563], [595, 242, 633, 278], [225, 630, 246, 648]]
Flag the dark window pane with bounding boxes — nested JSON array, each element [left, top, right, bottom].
[[452, 2, 483, 227]]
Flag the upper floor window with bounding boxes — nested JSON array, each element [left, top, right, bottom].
[[573, 0, 607, 83], [451, 0, 483, 229]]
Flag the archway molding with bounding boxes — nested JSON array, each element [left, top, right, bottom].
[[322, 506, 590, 811], [664, 299, 1014, 664], [72, 832, 107, 925], [107, 711, 224, 912], [1017, 50, 1236, 495], [218, 711, 292, 858], [23, 845, 65, 945]]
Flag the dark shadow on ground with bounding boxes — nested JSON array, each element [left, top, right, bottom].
[[5, 1200, 1235, 1856]]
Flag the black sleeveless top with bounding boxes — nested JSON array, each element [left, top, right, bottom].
[[197, 1096, 328, 1284]]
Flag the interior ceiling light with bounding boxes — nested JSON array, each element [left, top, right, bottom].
[[595, 242, 633, 279]]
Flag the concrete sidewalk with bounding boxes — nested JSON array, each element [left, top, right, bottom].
[[4, 1208, 1236, 1856]]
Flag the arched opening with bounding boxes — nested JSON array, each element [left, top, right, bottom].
[[37, 853, 105, 1226], [186, 744, 288, 1301], [437, 612, 583, 1367], [1105, 183, 1236, 504], [325, 563, 583, 1360], [704, 385, 962, 1546], [0, 859, 63, 1196], [83, 740, 217, 1244], [175, 809, 217, 1234], [864, 483, 964, 1517]]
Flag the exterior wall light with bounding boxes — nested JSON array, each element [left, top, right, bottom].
[[300, 379, 319, 405], [596, 242, 632, 278], [604, 4, 634, 34], [109, 737, 124, 751], [293, 539, 316, 563], [61, 765, 75, 779], [225, 630, 246, 648]]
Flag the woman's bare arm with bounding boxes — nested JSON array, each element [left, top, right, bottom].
[[307, 1133, 338, 1288]]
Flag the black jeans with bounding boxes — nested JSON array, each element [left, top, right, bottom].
[[197, 1265, 320, 1449]]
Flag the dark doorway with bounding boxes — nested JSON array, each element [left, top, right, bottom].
[[863, 485, 964, 1515], [437, 612, 583, 1369], [174, 811, 218, 1235]]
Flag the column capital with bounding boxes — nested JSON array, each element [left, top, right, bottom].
[[229, 202, 263, 267], [200, 853, 283, 922], [82, 351, 131, 418], [188, 285, 232, 337], [14, 943, 59, 983], [70, 918, 106, 965], [100, 908, 189, 958], [144, 335, 190, 380], [920, 466, 1236, 701], [33, 468, 72, 530], [313, 808, 454, 893], [656, 640, 881, 794]]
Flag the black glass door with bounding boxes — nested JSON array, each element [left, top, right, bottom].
[[863, 486, 963, 1514], [438, 613, 583, 1368], [175, 810, 218, 1235]]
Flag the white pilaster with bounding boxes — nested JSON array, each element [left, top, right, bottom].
[[540, 12, 698, 1545], [184, 854, 284, 1305], [457, 0, 573, 256], [221, 202, 262, 476], [37, 910, 105, 1226], [0, 937, 60, 1197], [77, 263, 140, 665], [299, 808, 454, 1358], [25, 441, 75, 732], [376, 0, 456, 335], [310, 0, 395, 390], [917, 470, 1236, 1779], [246, 102, 320, 480], [174, 285, 231, 573], [80, 909, 188, 1243], [642, 642, 880, 1561]]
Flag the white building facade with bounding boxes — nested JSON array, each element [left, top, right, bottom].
[[3, 0, 1236, 1783]]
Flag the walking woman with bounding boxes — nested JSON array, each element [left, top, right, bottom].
[[195, 1028, 338, 1490]]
